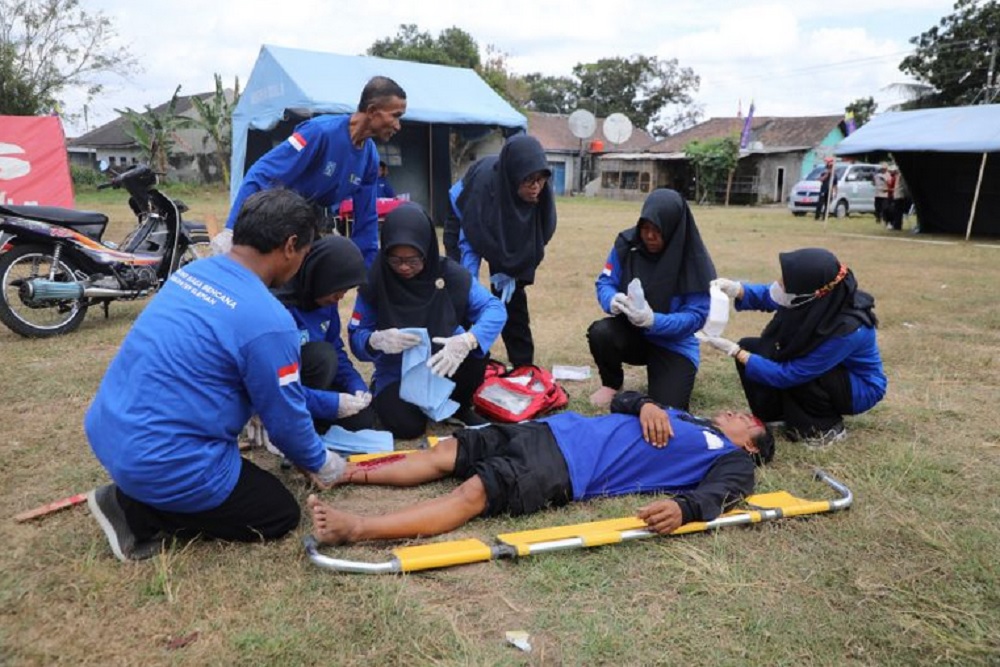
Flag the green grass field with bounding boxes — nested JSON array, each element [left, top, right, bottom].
[[2, 190, 998, 665]]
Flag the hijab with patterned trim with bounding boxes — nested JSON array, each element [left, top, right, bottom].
[[762, 247, 877, 360]]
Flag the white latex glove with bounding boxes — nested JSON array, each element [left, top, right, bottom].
[[490, 273, 516, 304], [209, 228, 233, 256], [626, 301, 655, 329], [711, 278, 743, 300], [245, 414, 280, 456], [704, 336, 741, 357], [315, 450, 347, 486], [609, 292, 629, 315], [368, 328, 421, 354], [336, 390, 372, 418], [427, 332, 478, 377]]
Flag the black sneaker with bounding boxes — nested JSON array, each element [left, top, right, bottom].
[[447, 407, 490, 428], [87, 484, 163, 562], [88, 484, 137, 562]]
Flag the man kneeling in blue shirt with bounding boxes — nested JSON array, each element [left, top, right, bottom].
[[307, 391, 774, 545], [86, 189, 345, 562]]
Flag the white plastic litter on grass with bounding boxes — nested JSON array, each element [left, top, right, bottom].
[[552, 365, 591, 381], [505, 630, 532, 652]]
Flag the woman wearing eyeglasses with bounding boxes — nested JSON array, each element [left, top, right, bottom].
[[443, 134, 557, 369], [703, 248, 886, 448], [349, 203, 507, 439]]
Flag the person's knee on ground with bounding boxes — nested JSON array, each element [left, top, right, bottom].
[[300, 341, 338, 389]]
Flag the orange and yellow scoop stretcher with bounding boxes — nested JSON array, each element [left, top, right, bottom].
[[303, 469, 852, 575]]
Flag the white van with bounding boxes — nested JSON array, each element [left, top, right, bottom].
[[788, 163, 880, 217]]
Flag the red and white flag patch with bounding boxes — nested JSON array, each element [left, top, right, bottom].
[[287, 132, 307, 152], [601, 262, 612, 277], [349, 311, 361, 328], [277, 362, 300, 387]]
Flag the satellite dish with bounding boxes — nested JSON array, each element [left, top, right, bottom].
[[568, 109, 596, 139], [603, 113, 634, 145]]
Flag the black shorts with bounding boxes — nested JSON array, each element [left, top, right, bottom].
[[453, 422, 573, 517]]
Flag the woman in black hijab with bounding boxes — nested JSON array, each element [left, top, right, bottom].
[[349, 203, 508, 439], [706, 248, 887, 448], [588, 188, 717, 411], [274, 235, 373, 433], [443, 134, 557, 368]]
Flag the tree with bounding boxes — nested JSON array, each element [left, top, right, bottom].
[[116, 86, 192, 176], [685, 136, 740, 205], [572, 55, 701, 138], [899, 0, 1000, 107], [368, 24, 479, 69], [522, 73, 579, 114], [189, 74, 241, 187], [845, 97, 877, 128], [0, 0, 139, 117]]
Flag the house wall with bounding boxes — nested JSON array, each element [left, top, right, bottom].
[[596, 158, 659, 201], [799, 128, 846, 178], [754, 153, 806, 204]]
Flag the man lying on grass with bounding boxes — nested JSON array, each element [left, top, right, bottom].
[[309, 391, 774, 545]]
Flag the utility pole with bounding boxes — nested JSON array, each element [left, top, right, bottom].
[[984, 39, 998, 104]]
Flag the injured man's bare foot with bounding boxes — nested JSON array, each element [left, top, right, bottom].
[[308, 494, 363, 545]]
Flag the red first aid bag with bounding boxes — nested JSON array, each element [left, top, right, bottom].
[[473, 364, 569, 423]]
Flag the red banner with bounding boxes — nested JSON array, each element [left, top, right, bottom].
[[0, 116, 75, 207]]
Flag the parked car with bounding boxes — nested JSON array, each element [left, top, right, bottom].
[[788, 162, 879, 217]]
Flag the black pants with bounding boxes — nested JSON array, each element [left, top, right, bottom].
[[300, 341, 375, 433], [874, 196, 887, 223], [374, 354, 488, 439], [736, 336, 853, 435], [587, 316, 698, 410], [118, 458, 300, 544], [814, 188, 831, 219], [494, 282, 534, 367]]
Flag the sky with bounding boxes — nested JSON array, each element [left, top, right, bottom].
[[59, 0, 959, 137]]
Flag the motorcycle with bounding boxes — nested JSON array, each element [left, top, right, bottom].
[[0, 164, 211, 338]]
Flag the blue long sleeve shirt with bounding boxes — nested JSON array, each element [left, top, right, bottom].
[[226, 115, 380, 265], [348, 280, 507, 394], [449, 180, 484, 278], [287, 304, 368, 421], [85, 256, 328, 513], [595, 247, 710, 367], [736, 282, 887, 413]]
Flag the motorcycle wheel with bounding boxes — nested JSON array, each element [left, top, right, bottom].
[[0, 244, 89, 338], [179, 241, 212, 267]]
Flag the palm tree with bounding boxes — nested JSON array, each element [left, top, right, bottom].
[[189, 74, 241, 187], [116, 85, 193, 176]]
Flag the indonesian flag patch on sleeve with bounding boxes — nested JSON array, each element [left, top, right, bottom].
[[277, 361, 300, 387], [601, 262, 612, 277], [349, 311, 361, 328], [287, 132, 307, 152]]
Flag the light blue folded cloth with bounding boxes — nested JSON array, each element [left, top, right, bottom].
[[399, 327, 459, 421], [321, 425, 394, 456]]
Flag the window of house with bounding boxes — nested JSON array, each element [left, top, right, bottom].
[[621, 171, 639, 190], [602, 171, 620, 188], [639, 172, 651, 193], [381, 144, 403, 167], [107, 156, 116, 166], [120, 156, 128, 165]]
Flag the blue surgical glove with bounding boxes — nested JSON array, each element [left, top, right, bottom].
[[490, 273, 516, 304]]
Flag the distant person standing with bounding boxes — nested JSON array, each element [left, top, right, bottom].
[[217, 76, 407, 267], [815, 157, 836, 220], [888, 167, 910, 231], [444, 135, 557, 369], [873, 163, 890, 224], [376, 160, 396, 199]]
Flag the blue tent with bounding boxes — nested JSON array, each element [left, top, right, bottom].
[[232, 45, 527, 222], [836, 105, 1000, 238]]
